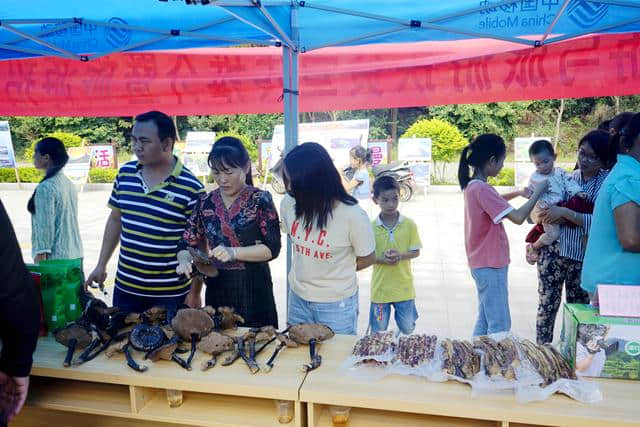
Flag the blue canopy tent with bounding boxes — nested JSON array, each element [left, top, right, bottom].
[[3, 0, 640, 154]]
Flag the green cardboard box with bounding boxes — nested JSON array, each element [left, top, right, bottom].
[[561, 303, 640, 380]]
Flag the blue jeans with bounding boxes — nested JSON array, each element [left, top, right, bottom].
[[368, 300, 418, 335], [470, 266, 511, 336], [113, 287, 186, 314], [287, 289, 359, 335]]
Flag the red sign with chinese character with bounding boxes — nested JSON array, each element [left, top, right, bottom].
[[90, 145, 116, 169]]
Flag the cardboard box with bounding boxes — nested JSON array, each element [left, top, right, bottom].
[[561, 303, 640, 380]]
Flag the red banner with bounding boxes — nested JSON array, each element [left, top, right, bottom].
[[0, 33, 639, 117]]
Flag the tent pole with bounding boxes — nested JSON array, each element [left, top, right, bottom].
[[283, 2, 300, 321], [282, 44, 292, 321]]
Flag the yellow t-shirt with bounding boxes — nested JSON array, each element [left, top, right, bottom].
[[371, 215, 422, 304]]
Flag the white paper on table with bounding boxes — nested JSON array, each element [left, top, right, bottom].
[[597, 284, 640, 318]]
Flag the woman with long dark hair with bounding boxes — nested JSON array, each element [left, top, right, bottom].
[[581, 114, 640, 297], [280, 142, 376, 335], [176, 136, 281, 328], [534, 130, 611, 344], [28, 137, 83, 263]]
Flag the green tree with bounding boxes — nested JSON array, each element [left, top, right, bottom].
[[215, 131, 258, 162], [23, 131, 83, 161], [428, 102, 528, 144], [402, 118, 468, 182]]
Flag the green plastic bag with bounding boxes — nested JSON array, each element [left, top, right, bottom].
[[27, 258, 83, 332]]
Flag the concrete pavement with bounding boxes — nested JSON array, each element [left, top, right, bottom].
[[1, 187, 561, 342]]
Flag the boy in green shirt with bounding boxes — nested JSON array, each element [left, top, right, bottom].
[[369, 176, 422, 334]]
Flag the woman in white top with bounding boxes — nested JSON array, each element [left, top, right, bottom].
[[281, 142, 376, 335]]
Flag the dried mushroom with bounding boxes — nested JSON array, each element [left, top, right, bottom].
[[289, 323, 335, 372], [197, 332, 235, 371], [54, 322, 95, 367], [171, 308, 214, 370], [217, 306, 245, 331]]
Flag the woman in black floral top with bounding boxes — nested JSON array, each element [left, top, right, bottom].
[[177, 137, 281, 328]]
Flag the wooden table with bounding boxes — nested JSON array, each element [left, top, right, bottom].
[[299, 335, 640, 427], [14, 334, 309, 427], [12, 334, 640, 427]]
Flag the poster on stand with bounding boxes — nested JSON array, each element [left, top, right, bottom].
[[367, 141, 388, 167], [515, 162, 537, 188], [514, 137, 551, 162], [0, 121, 17, 168], [90, 145, 117, 169], [271, 119, 369, 169], [182, 131, 215, 177], [64, 147, 91, 184], [398, 138, 432, 161], [260, 141, 274, 173], [410, 162, 432, 186]]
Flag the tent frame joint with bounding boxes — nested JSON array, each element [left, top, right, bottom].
[[410, 19, 421, 28], [534, 40, 542, 48]]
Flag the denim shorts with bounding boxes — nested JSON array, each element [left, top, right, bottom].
[[368, 300, 418, 335], [470, 266, 511, 336], [369, 299, 418, 335], [287, 289, 359, 335]]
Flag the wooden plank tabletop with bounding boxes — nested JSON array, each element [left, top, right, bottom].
[[299, 335, 640, 427], [31, 332, 308, 401]]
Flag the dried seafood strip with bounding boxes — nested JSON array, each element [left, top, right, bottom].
[[520, 339, 559, 386], [473, 336, 502, 378], [441, 339, 480, 380], [396, 334, 437, 367], [542, 344, 577, 380], [497, 337, 520, 380], [352, 331, 395, 357], [473, 336, 521, 380]]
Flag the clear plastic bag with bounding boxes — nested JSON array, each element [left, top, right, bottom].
[[340, 331, 397, 380], [515, 378, 602, 403]]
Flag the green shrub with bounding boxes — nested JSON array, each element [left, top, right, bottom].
[[23, 132, 84, 161], [215, 131, 258, 162], [89, 168, 118, 183], [18, 167, 45, 183], [402, 119, 468, 182], [0, 168, 18, 183], [488, 167, 515, 186]]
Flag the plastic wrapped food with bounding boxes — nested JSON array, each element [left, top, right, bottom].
[[396, 334, 437, 367]]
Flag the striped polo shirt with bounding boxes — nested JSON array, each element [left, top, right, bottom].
[[559, 169, 608, 261], [108, 158, 204, 298]]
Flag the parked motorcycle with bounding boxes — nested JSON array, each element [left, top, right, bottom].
[[372, 161, 416, 202]]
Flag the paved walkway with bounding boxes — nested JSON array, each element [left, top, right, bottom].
[[1, 188, 563, 342]]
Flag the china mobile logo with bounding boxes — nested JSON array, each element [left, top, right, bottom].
[[567, 1, 609, 28], [105, 17, 132, 48]]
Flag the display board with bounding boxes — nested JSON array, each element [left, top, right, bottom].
[[0, 121, 17, 168], [182, 131, 216, 177], [271, 119, 369, 168], [64, 147, 92, 185], [410, 162, 431, 187], [398, 138, 432, 162], [514, 137, 552, 162], [368, 141, 388, 167], [515, 161, 537, 188]]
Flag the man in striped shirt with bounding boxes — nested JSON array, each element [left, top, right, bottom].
[[85, 111, 205, 312]]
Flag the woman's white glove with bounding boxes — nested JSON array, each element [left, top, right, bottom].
[[176, 250, 194, 278]]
